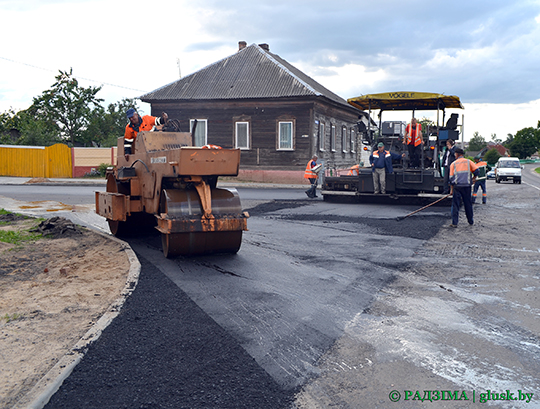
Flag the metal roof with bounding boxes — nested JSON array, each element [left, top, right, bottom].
[[140, 44, 351, 108]]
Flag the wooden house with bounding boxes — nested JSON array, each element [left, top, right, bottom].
[[140, 42, 367, 181]]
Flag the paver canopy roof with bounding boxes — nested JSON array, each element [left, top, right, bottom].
[[347, 92, 464, 111]]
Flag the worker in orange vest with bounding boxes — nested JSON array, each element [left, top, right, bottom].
[[472, 158, 488, 204], [348, 164, 361, 175], [124, 108, 168, 155], [304, 155, 319, 198], [404, 118, 423, 168], [449, 148, 479, 227]]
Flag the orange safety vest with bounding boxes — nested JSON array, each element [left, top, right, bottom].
[[202, 144, 222, 149], [124, 115, 158, 142], [450, 157, 479, 186], [304, 160, 318, 179], [405, 123, 423, 146], [348, 164, 360, 175]]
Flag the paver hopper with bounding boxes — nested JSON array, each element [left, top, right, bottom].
[[95, 131, 249, 257]]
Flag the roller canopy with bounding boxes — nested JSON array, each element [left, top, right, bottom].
[[347, 92, 464, 111]]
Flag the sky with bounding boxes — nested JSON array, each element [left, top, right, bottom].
[[1, 0, 540, 142]]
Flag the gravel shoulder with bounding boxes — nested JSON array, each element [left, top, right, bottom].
[[295, 178, 540, 408]]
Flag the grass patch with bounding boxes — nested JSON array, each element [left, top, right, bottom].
[[0, 230, 42, 245], [1, 313, 22, 323], [535, 167, 540, 175]]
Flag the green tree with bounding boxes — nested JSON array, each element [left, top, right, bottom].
[[483, 148, 501, 165], [468, 132, 487, 151], [30, 69, 103, 146], [491, 133, 502, 144], [0, 108, 60, 146], [507, 124, 539, 159], [81, 98, 140, 147]]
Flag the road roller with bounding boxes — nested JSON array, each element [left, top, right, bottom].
[[95, 131, 249, 257]]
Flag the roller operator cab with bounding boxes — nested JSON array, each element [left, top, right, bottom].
[[495, 157, 522, 184], [95, 131, 249, 258], [322, 92, 464, 205]]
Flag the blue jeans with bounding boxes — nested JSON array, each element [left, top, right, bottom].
[[472, 180, 486, 203]]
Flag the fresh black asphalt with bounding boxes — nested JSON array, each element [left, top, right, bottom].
[[44, 254, 297, 409]]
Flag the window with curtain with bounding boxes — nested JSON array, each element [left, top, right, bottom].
[[235, 122, 249, 149], [190, 119, 207, 146], [278, 121, 293, 150]]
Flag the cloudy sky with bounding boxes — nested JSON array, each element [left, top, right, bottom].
[[1, 0, 539, 141]]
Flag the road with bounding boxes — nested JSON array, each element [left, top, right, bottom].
[[1, 166, 540, 408]]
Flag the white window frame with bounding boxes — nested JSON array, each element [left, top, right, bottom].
[[331, 125, 336, 152], [342, 126, 348, 153], [319, 122, 325, 151], [278, 121, 294, 150], [190, 119, 207, 146], [235, 121, 250, 150]]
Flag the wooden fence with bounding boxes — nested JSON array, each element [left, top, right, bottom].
[[0, 144, 72, 178]]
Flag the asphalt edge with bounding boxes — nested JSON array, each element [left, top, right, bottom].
[[12, 233, 141, 409]]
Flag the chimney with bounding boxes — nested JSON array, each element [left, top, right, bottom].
[[238, 41, 247, 51], [258, 43, 269, 52]]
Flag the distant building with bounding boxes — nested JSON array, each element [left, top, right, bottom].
[[140, 42, 370, 181]]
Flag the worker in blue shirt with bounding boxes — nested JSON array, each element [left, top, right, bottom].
[[369, 142, 404, 194]]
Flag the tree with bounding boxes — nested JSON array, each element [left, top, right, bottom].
[[491, 133, 502, 144], [0, 108, 60, 146], [468, 132, 487, 151], [30, 69, 103, 146], [483, 148, 501, 165], [507, 124, 539, 159], [81, 98, 141, 147]]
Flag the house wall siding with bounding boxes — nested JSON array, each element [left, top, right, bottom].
[[151, 97, 360, 171]]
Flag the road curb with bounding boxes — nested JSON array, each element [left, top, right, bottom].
[[13, 233, 141, 409]]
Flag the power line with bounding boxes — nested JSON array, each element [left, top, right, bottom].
[[0, 56, 148, 93]]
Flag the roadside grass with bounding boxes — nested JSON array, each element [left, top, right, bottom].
[[0, 209, 43, 245], [535, 167, 540, 175], [1, 313, 22, 323]]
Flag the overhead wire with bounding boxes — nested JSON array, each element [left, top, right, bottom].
[[0, 56, 148, 93]]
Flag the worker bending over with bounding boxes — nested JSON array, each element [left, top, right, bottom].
[[124, 108, 168, 154]]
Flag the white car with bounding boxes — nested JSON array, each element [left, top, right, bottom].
[[486, 169, 496, 179]]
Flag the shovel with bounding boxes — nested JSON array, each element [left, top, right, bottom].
[[396, 193, 452, 221]]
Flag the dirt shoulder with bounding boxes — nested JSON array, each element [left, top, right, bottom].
[[0, 215, 133, 408]]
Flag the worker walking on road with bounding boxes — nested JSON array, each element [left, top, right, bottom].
[[369, 142, 404, 194], [304, 155, 319, 198], [449, 148, 479, 227], [472, 158, 488, 204]]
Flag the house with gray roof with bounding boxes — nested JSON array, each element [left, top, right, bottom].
[[140, 42, 366, 181]]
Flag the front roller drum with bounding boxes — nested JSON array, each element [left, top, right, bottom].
[[159, 188, 245, 257]]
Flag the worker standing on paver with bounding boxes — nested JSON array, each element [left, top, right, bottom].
[[369, 142, 404, 194], [449, 148, 479, 227], [472, 157, 488, 204]]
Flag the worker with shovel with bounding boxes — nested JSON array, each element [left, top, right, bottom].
[[449, 148, 479, 227]]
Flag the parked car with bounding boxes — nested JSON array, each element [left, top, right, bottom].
[[487, 169, 496, 179]]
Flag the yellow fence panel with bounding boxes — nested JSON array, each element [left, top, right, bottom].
[[45, 144, 72, 178], [0, 144, 72, 178]]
